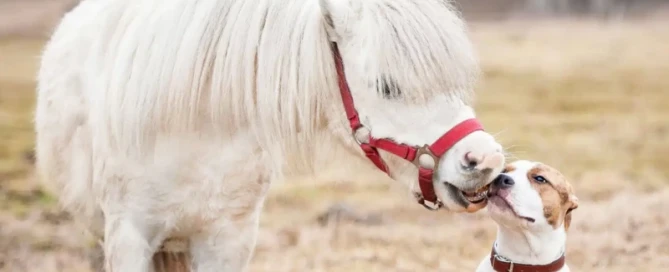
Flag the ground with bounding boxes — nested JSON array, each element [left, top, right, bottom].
[[1, 19, 668, 272]]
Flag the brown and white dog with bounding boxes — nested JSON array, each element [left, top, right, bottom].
[[476, 160, 578, 272]]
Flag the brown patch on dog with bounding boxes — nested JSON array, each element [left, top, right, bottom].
[[527, 164, 579, 230], [502, 164, 516, 174]]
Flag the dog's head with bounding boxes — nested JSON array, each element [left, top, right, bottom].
[[486, 160, 578, 231]]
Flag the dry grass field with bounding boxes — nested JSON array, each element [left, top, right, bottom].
[[1, 18, 668, 272]]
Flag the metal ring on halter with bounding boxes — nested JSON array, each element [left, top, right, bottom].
[[411, 144, 440, 171], [352, 126, 370, 145], [414, 192, 443, 211]]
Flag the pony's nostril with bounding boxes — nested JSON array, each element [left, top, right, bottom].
[[463, 152, 481, 169], [464, 152, 504, 171]]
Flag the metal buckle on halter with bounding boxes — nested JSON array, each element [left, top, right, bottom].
[[414, 192, 443, 211]]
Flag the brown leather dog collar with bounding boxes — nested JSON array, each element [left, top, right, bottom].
[[490, 246, 566, 272]]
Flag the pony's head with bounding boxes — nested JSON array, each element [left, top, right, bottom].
[[320, 0, 504, 213]]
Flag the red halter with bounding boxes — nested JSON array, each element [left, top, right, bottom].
[[332, 43, 485, 210]]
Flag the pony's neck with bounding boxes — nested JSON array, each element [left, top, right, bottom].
[[493, 225, 567, 266]]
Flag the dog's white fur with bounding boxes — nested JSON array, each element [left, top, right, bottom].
[[476, 160, 575, 272], [35, 0, 505, 271]]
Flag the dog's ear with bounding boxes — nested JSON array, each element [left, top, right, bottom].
[[564, 195, 579, 231]]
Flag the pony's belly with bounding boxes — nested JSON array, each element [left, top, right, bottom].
[[93, 130, 270, 234]]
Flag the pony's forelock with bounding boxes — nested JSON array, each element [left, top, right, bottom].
[[366, 0, 479, 104]]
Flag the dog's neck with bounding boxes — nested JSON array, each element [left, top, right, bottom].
[[493, 224, 567, 266]]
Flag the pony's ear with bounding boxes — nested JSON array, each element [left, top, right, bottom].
[[319, 0, 362, 42]]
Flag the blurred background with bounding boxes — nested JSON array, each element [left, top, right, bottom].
[[1, 0, 668, 271]]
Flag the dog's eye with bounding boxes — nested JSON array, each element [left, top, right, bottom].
[[533, 175, 548, 183]]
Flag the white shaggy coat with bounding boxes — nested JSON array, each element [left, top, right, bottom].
[[35, 0, 505, 271]]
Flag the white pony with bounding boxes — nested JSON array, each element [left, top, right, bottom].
[[35, 0, 505, 271]]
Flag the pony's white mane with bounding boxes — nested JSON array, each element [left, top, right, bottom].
[[91, 0, 479, 172]]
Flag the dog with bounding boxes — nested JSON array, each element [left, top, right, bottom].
[[476, 160, 578, 272]]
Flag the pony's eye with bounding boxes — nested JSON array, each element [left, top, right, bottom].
[[533, 175, 548, 183]]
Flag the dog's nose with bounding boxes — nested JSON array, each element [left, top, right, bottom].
[[493, 174, 514, 188]]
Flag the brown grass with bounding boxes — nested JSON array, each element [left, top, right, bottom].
[[1, 19, 668, 272]]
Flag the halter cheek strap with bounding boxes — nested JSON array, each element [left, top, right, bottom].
[[332, 42, 484, 210]]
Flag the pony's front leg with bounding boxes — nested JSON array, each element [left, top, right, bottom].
[[103, 215, 164, 272], [189, 210, 263, 272]]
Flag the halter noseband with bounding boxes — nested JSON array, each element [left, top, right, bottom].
[[332, 42, 484, 211]]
